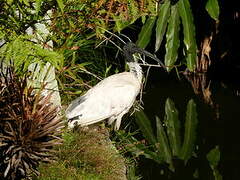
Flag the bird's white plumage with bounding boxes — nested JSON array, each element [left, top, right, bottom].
[[66, 70, 141, 129], [66, 42, 163, 130]]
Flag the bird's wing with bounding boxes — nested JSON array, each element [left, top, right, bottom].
[[66, 72, 140, 125], [65, 95, 87, 118]]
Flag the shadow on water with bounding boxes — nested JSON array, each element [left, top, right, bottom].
[[130, 67, 240, 180]]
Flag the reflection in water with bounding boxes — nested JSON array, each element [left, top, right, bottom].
[[184, 73, 220, 119], [117, 69, 240, 179], [133, 98, 202, 179]]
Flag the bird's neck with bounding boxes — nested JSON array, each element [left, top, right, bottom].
[[127, 62, 142, 83]]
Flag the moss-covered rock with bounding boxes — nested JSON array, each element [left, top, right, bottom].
[[36, 126, 126, 180]]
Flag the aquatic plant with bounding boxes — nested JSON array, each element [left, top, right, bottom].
[[207, 146, 222, 180], [116, 98, 198, 172]]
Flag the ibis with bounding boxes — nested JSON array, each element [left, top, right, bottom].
[[66, 42, 164, 130]]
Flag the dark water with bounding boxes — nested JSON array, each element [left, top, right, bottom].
[[137, 68, 240, 180]]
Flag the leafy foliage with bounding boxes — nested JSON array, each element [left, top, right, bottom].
[[136, 16, 157, 49], [136, 0, 198, 71], [0, 0, 55, 37], [49, 0, 154, 40], [179, 99, 198, 162], [164, 98, 181, 157], [0, 0, 221, 77], [136, 0, 220, 72], [205, 0, 220, 21], [120, 98, 198, 172], [0, 36, 63, 75], [207, 146, 222, 180]]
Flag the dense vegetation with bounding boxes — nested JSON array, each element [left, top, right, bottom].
[[0, 0, 239, 179]]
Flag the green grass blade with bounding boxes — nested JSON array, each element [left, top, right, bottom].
[[205, 0, 220, 21], [135, 111, 156, 145], [156, 116, 172, 165], [155, 0, 171, 52], [180, 99, 198, 162], [164, 98, 181, 156], [35, 0, 43, 14], [136, 16, 156, 49], [56, 0, 64, 13], [178, 0, 197, 71], [164, 5, 180, 72]]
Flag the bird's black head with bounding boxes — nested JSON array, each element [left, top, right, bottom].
[[123, 42, 166, 70], [123, 42, 138, 62]]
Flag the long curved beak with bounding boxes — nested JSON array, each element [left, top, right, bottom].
[[124, 43, 166, 71], [139, 49, 166, 71]]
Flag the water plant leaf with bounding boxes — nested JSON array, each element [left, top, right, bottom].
[[164, 98, 181, 156], [155, 0, 171, 52], [136, 16, 156, 49], [178, 0, 197, 71], [205, 0, 220, 21], [135, 110, 156, 145], [132, 142, 163, 163], [156, 116, 172, 165], [180, 99, 198, 162], [207, 146, 220, 168], [207, 146, 222, 180], [164, 5, 180, 72], [116, 130, 162, 163], [143, 150, 164, 164]]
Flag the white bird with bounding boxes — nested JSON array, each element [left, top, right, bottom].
[[66, 42, 165, 130]]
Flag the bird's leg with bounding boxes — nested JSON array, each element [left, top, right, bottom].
[[114, 110, 128, 130], [108, 116, 116, 125]]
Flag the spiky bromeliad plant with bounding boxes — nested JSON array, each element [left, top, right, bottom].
[[0, 64, 63, 180]]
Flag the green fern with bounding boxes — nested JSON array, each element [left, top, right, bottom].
[[0, 35, 63, 75]]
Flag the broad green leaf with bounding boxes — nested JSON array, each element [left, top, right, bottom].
[[180, 99, 198, 162], [56, 0, 64, 13], [155, 0, 171, 52], [164, 98, 181, 156], [141, 16, 146, 24], [205, 0, 220, 21], [207, 146, 223, 180], [135, 111, 156, 145], [136, 16, 156, 49], [207, 146, 220, 168], [178, 0, 197, 71], [164, 5, 180, 72], [156, 116, 172, 165]]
